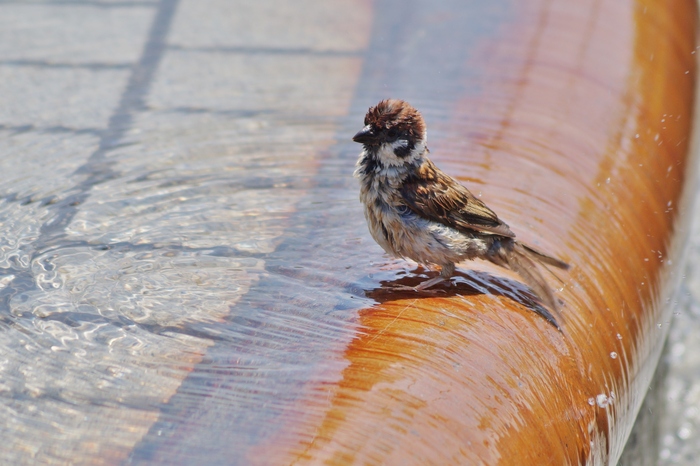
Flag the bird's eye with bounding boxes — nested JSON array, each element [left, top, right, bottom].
[[387, 127, 399, 140]]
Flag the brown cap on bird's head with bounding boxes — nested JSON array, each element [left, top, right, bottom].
[[365, 99, 425, 137]]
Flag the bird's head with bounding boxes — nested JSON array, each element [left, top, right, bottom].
[[353, 99, 427, 167]]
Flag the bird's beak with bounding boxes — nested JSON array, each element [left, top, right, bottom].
[[352, 125, 377, 145]]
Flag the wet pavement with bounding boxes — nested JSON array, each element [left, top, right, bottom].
[[0, 0, 697, 464], [0, 0, 369, 462]]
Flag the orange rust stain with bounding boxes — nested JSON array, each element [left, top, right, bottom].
[[280, 0, 697, 464]]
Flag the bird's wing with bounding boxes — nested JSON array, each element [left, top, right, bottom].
[[400, 160, 516, 238]]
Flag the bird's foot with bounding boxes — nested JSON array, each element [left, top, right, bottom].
[[386, 275, 448, 293]]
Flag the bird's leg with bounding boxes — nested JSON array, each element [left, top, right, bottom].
[[412, 262, 454, 290]]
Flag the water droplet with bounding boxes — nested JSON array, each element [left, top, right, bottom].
[[588, 398, 595, 406], [610, 352, 618, 359], [616, 333, 622, 340], [671, 343, 685, 358], [679, 425, 692, 439], [596, 394, 610, 408]]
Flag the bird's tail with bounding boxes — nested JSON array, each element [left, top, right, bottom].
[[520, 243, 570, 270], [487, 239, 569, 328]]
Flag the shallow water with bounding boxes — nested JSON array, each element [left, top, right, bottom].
[[0, 0, 696, 463], [0, 0, 370, 461], [0, 0, 523, 461]]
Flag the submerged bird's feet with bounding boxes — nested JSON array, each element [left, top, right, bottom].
[[384, 263, 456, 293], [386, 275, 449, 293]]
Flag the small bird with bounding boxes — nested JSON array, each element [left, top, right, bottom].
[[353, 99, 569, 321]]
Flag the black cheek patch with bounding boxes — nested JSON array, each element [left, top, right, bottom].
[[393, 140, 414, 158]]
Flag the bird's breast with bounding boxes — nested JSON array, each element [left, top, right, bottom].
[[359, 182, 491, 265]]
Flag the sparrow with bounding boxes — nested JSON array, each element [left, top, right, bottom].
[[353, 99, 570, 323]]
